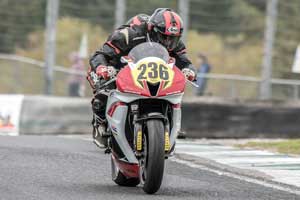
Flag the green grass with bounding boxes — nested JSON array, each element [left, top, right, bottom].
[[237, 139, 300, 155]]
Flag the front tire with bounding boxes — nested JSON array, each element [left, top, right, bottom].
[[141, 119, 165, 194]]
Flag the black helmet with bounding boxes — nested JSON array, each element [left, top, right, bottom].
[[148, 8, 183, 51], [126, 14, 150, 26]]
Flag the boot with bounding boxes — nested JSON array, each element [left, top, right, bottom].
[[92, 114, 110, 149], [91, 95, 111, 149]]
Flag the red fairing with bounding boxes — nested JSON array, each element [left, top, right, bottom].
[[112, 153, 139, 178], [157, 66, 186, 96], [116, 66, 151, 97], [116, 65, 186, 97]]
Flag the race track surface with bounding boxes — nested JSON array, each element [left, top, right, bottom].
[[0, 136, 299, 200]]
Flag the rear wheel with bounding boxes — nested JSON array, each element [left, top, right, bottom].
[[111, 155, 140, 187], [140, 119, 165, 194]]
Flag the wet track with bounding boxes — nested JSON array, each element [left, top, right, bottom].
[[0, 136, 299, 200]]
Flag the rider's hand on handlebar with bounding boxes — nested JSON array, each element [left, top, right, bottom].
[[96, 65, 117, 80], [182, 68, 196, 81]]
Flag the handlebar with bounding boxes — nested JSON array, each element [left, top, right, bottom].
[[95, 77, 117, 94], [187, 80, 199, 88]]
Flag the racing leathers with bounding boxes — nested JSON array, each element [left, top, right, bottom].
[[89, 23, 195, 74]]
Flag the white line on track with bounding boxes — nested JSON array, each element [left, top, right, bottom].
[[171, 157, 300, 196]]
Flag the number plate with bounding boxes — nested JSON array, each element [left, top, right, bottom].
[[131, 57, 174, 89]]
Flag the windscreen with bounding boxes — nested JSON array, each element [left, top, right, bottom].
[[128, 42, 169, 63]]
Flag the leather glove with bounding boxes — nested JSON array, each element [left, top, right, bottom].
[[96, 65, 117, 80], [87, 67, 96, 89], [182, 68, 196, 81]]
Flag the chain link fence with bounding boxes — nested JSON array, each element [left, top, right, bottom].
[[0, 0, 300, 100]]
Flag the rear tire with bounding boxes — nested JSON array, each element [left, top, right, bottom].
[[141, 119, 165, 194], [111, 155, 140, 187]]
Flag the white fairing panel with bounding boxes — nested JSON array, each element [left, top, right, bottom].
[[170, 107, 181, 148], [106, 93, 138, 164]]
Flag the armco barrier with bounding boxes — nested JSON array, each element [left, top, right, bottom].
[[181, 97, 300, 138], [19, 96, 92, 135], [17, 96, 300, 138]]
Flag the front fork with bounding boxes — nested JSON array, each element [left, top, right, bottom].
[[132, 113, 171, 158]]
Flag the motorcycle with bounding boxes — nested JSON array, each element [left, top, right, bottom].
[[94, 42, 187, 194]]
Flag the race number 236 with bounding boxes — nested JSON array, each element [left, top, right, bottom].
[[137, 62, 169, 80]]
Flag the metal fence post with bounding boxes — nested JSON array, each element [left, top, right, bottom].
[[260, 0, 278, 100], [45, 0, 59, 95], [178, 0, 189, 43], [115, 0, 126, 29]]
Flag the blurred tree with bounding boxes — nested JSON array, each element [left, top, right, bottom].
[[189, 0, 264, 39], [59, 0, 115, 31], [6, 0, 299, 83], [0, 0, 46, 52], [17, 17, 108, 67], [245, 0, 266, 12], [0, 0, 265, 53], [126, 0, 176, 18]]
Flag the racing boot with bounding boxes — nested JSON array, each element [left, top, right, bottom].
[[91, 98, 111, 149]]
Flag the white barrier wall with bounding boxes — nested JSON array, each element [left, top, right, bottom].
[[2, 95, 300, 138], [19, 96, 92, 135]]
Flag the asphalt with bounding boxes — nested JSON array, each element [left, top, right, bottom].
[[0, 136, 299, 200]]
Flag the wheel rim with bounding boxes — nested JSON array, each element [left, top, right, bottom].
[[139, 134, 148, 185]]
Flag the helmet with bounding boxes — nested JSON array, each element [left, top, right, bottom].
[[148, 8, 183, 51], [126, 14, 150, 26]]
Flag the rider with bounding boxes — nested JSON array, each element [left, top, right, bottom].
[[87, 8, 196, 148]]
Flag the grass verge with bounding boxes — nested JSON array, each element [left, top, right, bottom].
[[236, 139, 300, 155]]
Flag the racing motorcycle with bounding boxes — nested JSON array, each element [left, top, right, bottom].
[[94, 42, 187, 194]]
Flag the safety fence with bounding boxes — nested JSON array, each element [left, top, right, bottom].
[[194, 73, 300, 100], [0, 54, 91, 97], [1, 54, 300, 100]]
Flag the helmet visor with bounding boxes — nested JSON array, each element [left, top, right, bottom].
[[153, 29, 180, 51]]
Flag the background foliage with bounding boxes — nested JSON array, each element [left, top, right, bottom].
[[0, 0, 300, 97]]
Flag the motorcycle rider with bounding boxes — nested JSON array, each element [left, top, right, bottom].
[[87, 8, 196, 148]]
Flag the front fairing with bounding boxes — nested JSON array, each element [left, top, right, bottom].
[[116, 42, 186, 97]]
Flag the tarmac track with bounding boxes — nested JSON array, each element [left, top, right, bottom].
[[0, 136, 299, 200]]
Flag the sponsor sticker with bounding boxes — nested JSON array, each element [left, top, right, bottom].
[[0, 95, 24, 136], [168, 26, 179, 34]]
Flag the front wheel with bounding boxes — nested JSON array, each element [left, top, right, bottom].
[[140, 119, 165, 194]]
